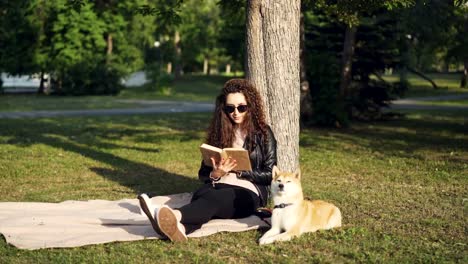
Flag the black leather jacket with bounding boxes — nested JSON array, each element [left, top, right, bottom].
[[198, 126, 277, 207]]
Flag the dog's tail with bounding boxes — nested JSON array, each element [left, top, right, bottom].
[[326, 206, 342, 229]]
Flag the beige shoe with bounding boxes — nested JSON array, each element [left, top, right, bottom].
[[157, 206, 187, 242], [138, 193, 166, 238]]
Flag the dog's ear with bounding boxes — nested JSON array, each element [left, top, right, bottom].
[[272, 166, 279, 178], [294, 167, 301, 179]]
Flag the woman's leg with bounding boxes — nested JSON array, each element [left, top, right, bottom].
[[177, 184, 260, 234]]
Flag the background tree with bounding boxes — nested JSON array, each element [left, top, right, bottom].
[[0, 0, 48, 92], [446, 2, 468, 88], [300, 0, 416, 126]]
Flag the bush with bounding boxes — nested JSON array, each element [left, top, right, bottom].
[[54, 63, 124, 95], [144, 62, 174, 91], [305, 53, 349, 127]]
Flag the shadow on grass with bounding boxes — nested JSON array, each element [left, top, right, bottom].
[[301, 110, 467, 164], [0, 113, 211, 196]]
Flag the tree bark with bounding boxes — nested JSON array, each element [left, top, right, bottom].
[[339, 25, 357, 98], [37, 71, 45, 94], [174, 31, 183, 79], [106, 34, 113, 64], [299, 10, 311, 119], [461, 59, 467, 88], [246, 0, 268, 120], [203, 58, 209, 75], [246, 0, 301, 171]]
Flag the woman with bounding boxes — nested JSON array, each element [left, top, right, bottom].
[[138, 78, 277, 242]]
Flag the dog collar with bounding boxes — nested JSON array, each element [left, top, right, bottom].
[[273, 203, 293, 209]]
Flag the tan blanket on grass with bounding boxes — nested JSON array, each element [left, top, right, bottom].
[[0, 193, 270, 250]]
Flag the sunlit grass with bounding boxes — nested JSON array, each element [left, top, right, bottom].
[[382, 73, 467, 98], [117, 74, 232, 102], [0, 95, 141, 112], [0, 75, 230, 112], [0, 109, 466, 263]]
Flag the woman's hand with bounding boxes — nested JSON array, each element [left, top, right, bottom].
[[210, 157, 237, 179]]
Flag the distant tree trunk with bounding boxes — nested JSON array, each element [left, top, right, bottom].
[[167, 62, 172, 74], [246, 0, 301, 172], [461, 59, 467, 88], [174, 31, 183, 79], [106, 34, 113, 64], [299, 10, 311, 119], [225, 64, 231, 74], [203, 58, 209, 75], [339, 25, 357, 99], [37, 71, 45, 94], [407, 66, 440, 89]]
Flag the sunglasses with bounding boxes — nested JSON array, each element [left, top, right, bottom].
[[224, 104, 248, 114]]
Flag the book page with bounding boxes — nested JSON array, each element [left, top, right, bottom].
[[199, 144, 222, 166], [223, 148, 252, 171]]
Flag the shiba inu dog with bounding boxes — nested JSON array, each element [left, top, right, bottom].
[[259, 166, 342, 245]]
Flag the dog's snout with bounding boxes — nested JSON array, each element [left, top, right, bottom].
[[278, 183, 284, 189]]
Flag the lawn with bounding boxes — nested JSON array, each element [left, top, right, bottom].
[[0, 75, 230, 112], [0, 74, 466, 262], [1, 73, 466, 112], [382, 72, 468, 98], [0, 108, 466, 263]]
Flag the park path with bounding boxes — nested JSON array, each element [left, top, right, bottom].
[[390, 94, 468, 110], [0, 95, 467, 119], [0, 100, 214, 119]]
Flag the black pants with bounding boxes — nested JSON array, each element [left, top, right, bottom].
[[177, 183, 260, 234]]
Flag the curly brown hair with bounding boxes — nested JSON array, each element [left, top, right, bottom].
[[206, 79, 268, 151]]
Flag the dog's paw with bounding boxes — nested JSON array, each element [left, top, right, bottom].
[[259, 236, 275, 245]]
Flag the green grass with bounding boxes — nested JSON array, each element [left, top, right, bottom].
[[0, 109, 466, 263], [118, 74, 231, 102], [0, 75, 230, 112], [0, 94, 142, 112], [416, 99, 468, 107], [0, 74, 466, 262], [382, 73, 468, 98], [2, 73, 466, 112]]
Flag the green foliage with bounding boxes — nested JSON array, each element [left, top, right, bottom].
[[303, 6, 412, 125], [59, 62, 124, 95], [144, 62, 174, 92], [348, 10, 405, 118], [50, 2, 107, 70], [398, 0, 458, 71], [310, 0, 416, 26], [306, 51, 348, 126], [0, 0, 41, 75], [0, 0, 158, 95]]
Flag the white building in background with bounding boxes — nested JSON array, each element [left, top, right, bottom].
[[1, 73, 41, 87]]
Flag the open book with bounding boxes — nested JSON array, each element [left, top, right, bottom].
[[199, 143, 252, 171]]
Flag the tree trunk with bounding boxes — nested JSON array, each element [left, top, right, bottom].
[[299, 10, 311, 120], [203, 58, 209, 75], [246, 0, 301, 172], [246, 0, 268, 119], [174, 31, 183, 79], [407, 66, 439, 89], [461, 59, 467, 88], [167, 62, 172, 74], [37, 71, 45, 94], [339, 25, 357, 99], [106, 34, 113, 64]]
